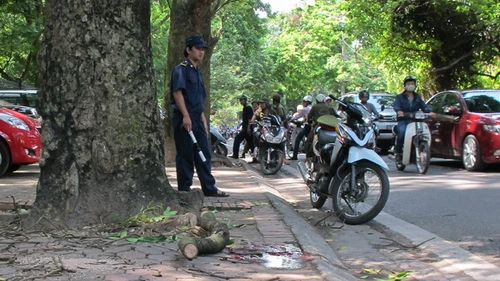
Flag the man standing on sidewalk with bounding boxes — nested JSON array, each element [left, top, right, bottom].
[[170, 35, 228, 197], [230, 94, 254, 160]]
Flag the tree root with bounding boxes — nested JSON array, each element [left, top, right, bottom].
[[178, 211, 229, 260]]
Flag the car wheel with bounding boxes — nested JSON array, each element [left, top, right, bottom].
[[0, 141, 11, 177], [462, 135, 486, 171], [7, 164, 21, 173]]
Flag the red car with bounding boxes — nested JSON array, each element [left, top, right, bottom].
[[425, 89, 500, 171], [0, 107, 41, 177]]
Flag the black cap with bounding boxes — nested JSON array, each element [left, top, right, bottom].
[[237, 94, 248, 100], [185, 35, 208, 48]]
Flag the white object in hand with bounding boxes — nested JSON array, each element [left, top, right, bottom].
[[188, 130, 207, 162]]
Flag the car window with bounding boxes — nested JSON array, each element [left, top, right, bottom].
[[463, 91, 500, 113], [442, 93, 462, 110], [0, 91, 38, 108], [372, 95, 395, 109], [427, 93, 445, 114]]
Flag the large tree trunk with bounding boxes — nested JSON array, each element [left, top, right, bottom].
[[163, 0, 215, 164], [23, 0, 202, 231]]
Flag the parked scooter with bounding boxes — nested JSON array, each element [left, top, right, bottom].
[[390, 111, 431, 174], [297, 96, 390, 225], [253, 115, 287, 175], [210, 125, 228, 157]]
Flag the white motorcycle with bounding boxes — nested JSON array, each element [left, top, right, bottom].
[[297, 96, 390, 225], [391, 111, 431, 174]]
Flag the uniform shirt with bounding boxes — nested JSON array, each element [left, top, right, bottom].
[[393, 91, 431, 116], [170, 59, 206, 116], [272, 103, 286, 121], [307, 103, 334, 124]]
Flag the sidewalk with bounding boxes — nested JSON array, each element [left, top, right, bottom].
[[0, 164, 356, 281]]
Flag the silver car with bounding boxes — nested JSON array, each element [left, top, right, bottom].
[[338, 92, 397, 151]]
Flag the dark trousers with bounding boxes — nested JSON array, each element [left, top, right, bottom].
[[293, 123, 311, 158], [233, 129, 253, 157], [172, 113, 217, 195], [395, 120, 411, 154]]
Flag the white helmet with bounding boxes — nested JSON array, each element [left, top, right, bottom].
[[302, 95, 313, 103], [316, 94, 326, 103]]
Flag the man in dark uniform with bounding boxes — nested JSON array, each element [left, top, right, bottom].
[[230, 94, 254, 160], [170, 35, 228, 197]]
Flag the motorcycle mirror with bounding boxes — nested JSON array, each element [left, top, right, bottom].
[[381, 105, 385, 112]]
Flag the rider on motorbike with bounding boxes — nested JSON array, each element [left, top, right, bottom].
[[305, 94, 339, 158], [393, 76, 434, 162], [359, 90, 379, 119]]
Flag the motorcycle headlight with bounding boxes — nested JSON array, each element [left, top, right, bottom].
[[336, 125, 352, 144], [414, 111, 426, 120], [264, 128, 286, 143], [483, 124, 500, 133], [0, 113, 30, 131]]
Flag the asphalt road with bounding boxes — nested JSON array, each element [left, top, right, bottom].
[[227, 137, 500, 268], [382, 156, 500, 266]]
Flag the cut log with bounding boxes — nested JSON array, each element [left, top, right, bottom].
[[178, 211, 229, 260]]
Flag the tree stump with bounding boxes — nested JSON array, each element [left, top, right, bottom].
[[178, 211, 229, 260]]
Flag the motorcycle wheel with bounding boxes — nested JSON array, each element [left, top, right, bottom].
[[310, 191, 327, 209], [331, 161, 390, 225], [214, 143, 228, 157], [415, 141, 430, 174], [259, 149, 284, 175]]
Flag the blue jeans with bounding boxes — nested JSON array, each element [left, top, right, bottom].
[[395, 120, 411, 154]]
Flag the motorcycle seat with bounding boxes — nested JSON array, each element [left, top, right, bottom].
[[318, 129, 337, 145]]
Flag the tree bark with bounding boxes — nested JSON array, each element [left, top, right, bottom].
[[178, 211, 230, 260], [163, 0, 214, 164], [23, 0, 202, 230]]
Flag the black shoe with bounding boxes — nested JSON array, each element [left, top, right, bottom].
[[229, 155, 238, 159], [288, 156, 298, 160], [241, 153, 246, 158]]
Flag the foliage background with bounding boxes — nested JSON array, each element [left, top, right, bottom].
[[1, 0, 498, 125]]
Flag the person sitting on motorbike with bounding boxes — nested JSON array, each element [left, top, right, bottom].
[[359, 90, 379, 119], [305, 93, 338, 158], [393, 75, 434, 162], [289, 95, 313, 160], [249, 98, 278, 163]]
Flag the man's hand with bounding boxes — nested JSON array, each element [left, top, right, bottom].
[[182, 115, 192, 132], [397, 111, 404, 117]]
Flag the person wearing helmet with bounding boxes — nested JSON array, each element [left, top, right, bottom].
[[289, 95, 313, 160], [359, 90, 379, 119], [392, 76, 433, 162]]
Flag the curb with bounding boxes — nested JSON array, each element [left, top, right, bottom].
[[239, 160, 358, 281]]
